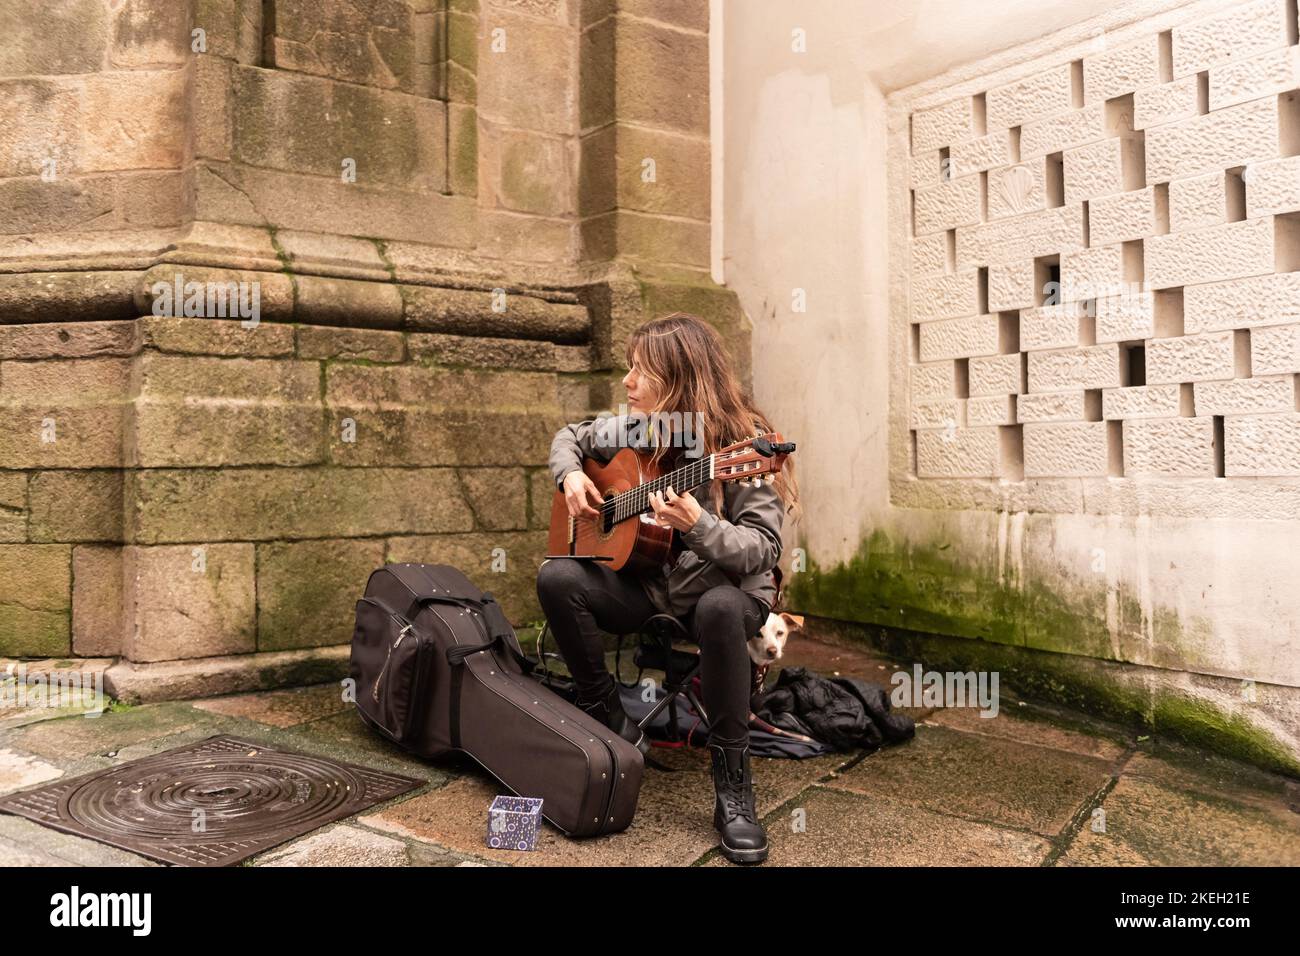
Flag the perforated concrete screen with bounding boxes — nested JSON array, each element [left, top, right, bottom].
[[900, 0, 1300, 499]]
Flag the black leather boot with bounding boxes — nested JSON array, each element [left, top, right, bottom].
[[709, 741, 768, 864], [577, 683, 649, 755]]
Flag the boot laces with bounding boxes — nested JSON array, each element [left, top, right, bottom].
[[717, 765, 755, 822]]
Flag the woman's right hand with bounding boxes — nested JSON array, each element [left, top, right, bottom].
[[563, 469, 604, 520]]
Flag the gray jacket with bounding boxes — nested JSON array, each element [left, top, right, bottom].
[[548, 414, 784, 618]]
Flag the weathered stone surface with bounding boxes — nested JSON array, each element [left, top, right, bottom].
[[0, 0, 108, 75], [616, 209, 709, 269], [1063, 754, 1300, 866], [738, 786, 1049, 867], [194, 162, 478, 247], [614, 18, 707, 134], [0, 357, 132, 402], [82, 70, 187, 173], [140, 316, 296, 357], [276, 230, 389, 276], [122, 544, 256, 662], [0, 474, 25, 543], [408, 332, 555, 369], [136, 352, 319, 401], [0, 321, 139, 360], [0, 404, 127, 470], [826, 724, 1116, 838], [479, 123, 573, 217], [0, 272, 140, 325], [476, 208, 578, 264], [295, 275, 405, 330], [0, 749, 64, 798], [326, 363, 557, 409], [110, 0, 191, 69], [270, 0, 428, 94], [105, 646, 350, 704], [129, 352, 326, 467], [131, 398, 327, 468], [447, 102, 478, 196], [615, 125, 709, 220], [257, 539, 386, 651], [476, 10, 576, 135], [297, 325, 406, 362], [0, 544, 71, 657], [72, 545, 122, 657], [579, 15, 615, 129], [579, 124, 616, 216], [446, 6, 479, 103], [327, 407, 558, 467], [190, 683, 351, 728], [458, 469, 528, 531], [134, 265, 296, 324], [126, 468, 473, 543], [0, 176, 117, 236], [232, 65, 446, 190], [28, 470, 123, 542], [256, 824, 436, 867], [528, 467, 557, 530]]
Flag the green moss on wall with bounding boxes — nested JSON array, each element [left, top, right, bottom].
[[789, 531, 1300, 777], [787, 529, 1119, 658]]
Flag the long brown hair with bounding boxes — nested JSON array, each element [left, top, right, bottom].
[[625, 312, 799, 517]]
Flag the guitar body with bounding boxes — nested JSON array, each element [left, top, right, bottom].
[[547, 447, 678, 573]]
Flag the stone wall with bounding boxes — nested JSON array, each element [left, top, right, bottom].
[[0, 0, 743, 700]]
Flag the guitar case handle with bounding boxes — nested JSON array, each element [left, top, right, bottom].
[[434, 592, 537, 674]]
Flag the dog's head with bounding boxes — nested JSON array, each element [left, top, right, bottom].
[[748, 611, 804, 666]]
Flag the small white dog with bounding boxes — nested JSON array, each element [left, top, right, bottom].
[[748, 611, 804, 667], [746, 611, 812, 740]]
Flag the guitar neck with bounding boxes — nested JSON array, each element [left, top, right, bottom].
[[606, 454, 715, 526]]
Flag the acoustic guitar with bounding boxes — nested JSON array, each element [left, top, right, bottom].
[[546, 433, 795, 573]]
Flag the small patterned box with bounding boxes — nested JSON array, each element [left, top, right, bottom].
[[487, 795, 543, 851]]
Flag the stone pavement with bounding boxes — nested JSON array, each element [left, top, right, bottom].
[[2, 632, 1298, 867]]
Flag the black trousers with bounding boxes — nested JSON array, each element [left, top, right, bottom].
[[536, 559, 766, 744]]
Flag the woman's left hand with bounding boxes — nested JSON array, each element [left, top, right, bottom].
[[649, 485, 702, 533]]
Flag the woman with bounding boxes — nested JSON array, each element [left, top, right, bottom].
[[536, 312, 798, 864]]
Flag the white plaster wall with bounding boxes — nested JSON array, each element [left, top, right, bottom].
[[722, 0, 1300, 726], [722, 0, 1130, 561]]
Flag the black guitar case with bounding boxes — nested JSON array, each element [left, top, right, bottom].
[[350, 563, 643, 837]]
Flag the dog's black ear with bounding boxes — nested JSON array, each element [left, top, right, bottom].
[[780, 612, 804, 631]]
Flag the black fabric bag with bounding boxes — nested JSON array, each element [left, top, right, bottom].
[[351, 563, 643, 837], [753, 666, 916, 752]]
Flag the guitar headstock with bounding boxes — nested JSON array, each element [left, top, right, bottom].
[[714, 432, 796, 485]]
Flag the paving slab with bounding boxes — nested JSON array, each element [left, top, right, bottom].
[[0, 747, 64, 796], [254, 823, 482, 867], [925, 705, 1131, 762], [3, 701, 214, 762], [191, 682, 351, 728], [823, 724, 1117, 838], [0, 813, 157, 867], [1124, 745, 1300, 813], [702, 785, 1051, 866], [273, 708, 454, 783], [360, 744, 852, 866], [1060, 772, 1300, 866]]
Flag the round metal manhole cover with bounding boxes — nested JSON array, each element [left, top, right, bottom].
[[0, 736, 423, 867]]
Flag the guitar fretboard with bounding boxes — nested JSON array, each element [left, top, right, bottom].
[[602, 454, 715, 525]]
